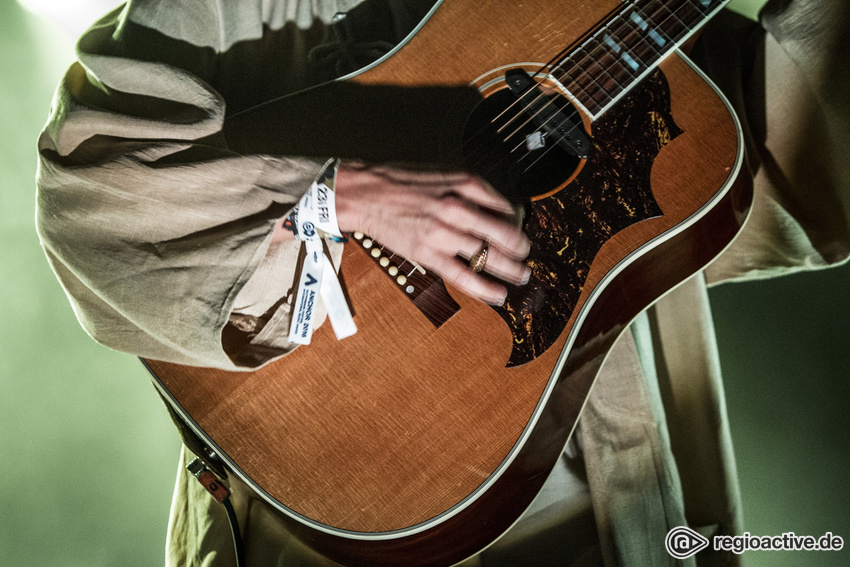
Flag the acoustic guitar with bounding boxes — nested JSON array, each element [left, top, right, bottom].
[[144, 0, 751, 564]]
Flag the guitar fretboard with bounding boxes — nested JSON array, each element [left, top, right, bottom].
[[551, 0, 729, 119]]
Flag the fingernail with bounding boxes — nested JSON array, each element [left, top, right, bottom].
[[520, 267, 531, 285]]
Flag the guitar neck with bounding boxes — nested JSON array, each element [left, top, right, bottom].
[[551, 0, 730, 119]]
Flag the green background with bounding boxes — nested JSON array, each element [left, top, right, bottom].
[[1, 0, 846, 565]]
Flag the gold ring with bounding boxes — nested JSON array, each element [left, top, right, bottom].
[[469, 243, 489, 272]]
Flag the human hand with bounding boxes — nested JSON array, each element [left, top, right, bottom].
[[334, 162, 531, 305]]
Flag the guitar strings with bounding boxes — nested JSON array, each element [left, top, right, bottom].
[[461, 13, 646, 175], [542, 0, 718, 117], [540, 0, 709, 116], [460, 0, 714, 185], [502, 0, 700, 127], [548, 0, 717, 105], [508, 0, 713, 126], [514, 0, 708, 173], [497, 0, 699, 141], [509, 1, 704, 171], [461, 1, 650, 163]]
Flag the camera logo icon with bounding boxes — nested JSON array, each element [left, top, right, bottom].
[[665, 526, 710, 559]]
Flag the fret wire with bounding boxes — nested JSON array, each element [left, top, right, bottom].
[[572, 74, 612, 108], [589, 36, 640, 83], [608, 1, 703, 76], [557, 74, 598, 109], [564, 32, 636, 91], [490, 15, 634, 135], [643, 0, 690, 40], [552, 51, 616, 109], [615, 5, 664, 59], [550, 0, 725, 116], [558, 36, 636, 105], [655, 0, 702, 38], [596, 13, 645, 76], [650, 3, 690, 41], [556, 15, 636, 81], [570, 48, 622, 97], [564, 39, 627, 95], [491, 48, 611, 136], [528, 0, 725, 136], [598, 5, 659, 71], [552, 3, 667, 101], [633, 2, 679, 47], [579, 42, 626, 92], [682, 0, 704, 15], [607, 12, 659, 69], [635, 0, 706, 47], [591, 0, 719, 66], [673, 0, 704, 28], [684, 0, 712, 16], [466, 1, 728, 189], [498, 1, 658, 130]]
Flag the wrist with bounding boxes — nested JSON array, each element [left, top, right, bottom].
[[271, 215, 296, 242], [333, 160, 367, 234], [280, 159, 350, 242]]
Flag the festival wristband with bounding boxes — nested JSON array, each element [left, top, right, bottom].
[[285, 160, 344, 240], [287, 160, 357, 345]]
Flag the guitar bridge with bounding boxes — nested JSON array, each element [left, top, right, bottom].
[[352, 233, 460, 328]]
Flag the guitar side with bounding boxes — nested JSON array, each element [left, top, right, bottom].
[[145, 1, 750, 565]]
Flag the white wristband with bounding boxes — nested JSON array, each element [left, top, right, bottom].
[[288, 160, 357, 345]]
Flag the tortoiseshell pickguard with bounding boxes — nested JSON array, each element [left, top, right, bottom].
[[494, 70, 682, 367]]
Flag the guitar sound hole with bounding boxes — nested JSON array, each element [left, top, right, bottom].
[[462, 84, 585, 204]]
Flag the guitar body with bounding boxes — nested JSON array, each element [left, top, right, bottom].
[[145, 1, 751, 565]]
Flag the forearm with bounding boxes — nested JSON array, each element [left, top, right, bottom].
[[36, 2, 327, 369]]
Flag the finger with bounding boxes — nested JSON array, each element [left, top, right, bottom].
[[430, 256, 508, 306], [425, 225, 530, 285], [370, 166, 474, 188], [448, 176, 515, 215], [465, 245, 531, 286], [433, 199, 530, 259]]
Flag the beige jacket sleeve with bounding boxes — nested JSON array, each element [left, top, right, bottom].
[[35, 1, 361, 370], [702, 1, 850, 283]]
